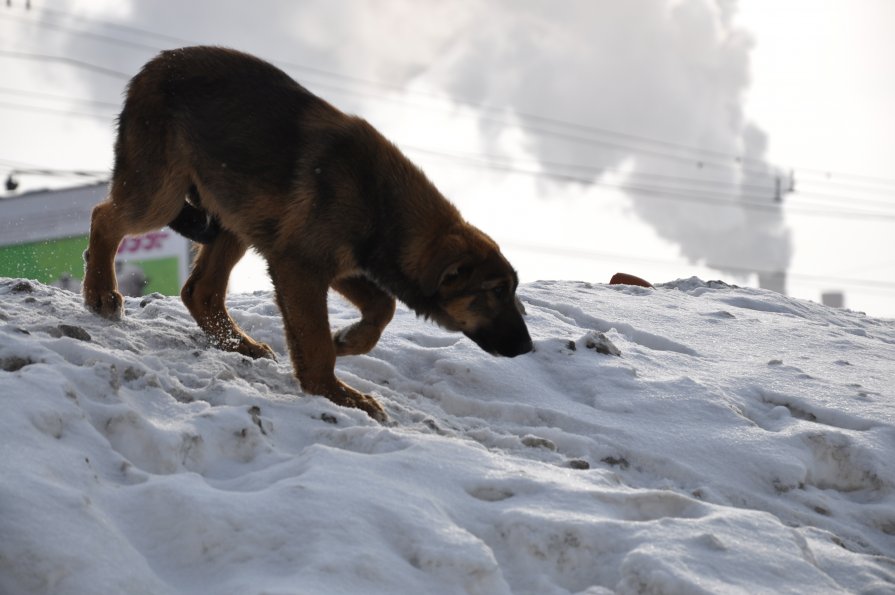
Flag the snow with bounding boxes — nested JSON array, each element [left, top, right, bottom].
[[1, 275, 894, 594]]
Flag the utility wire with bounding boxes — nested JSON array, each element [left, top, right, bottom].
[[0, 85, 121, 109], [2, 9, 893, 216], [0, 157, 107, 178], [4, 167, 107, 178], [2, 11, 775, 177], [5, 7, 892, 301], [0, 88, 892, 220], [0, 79, 895, 219], [0, 7, 809, 181], [406, 145, 895, 213], [788, 190, 895, 212], [404, 145, 779, 193], [791, 166, 895, 191], [33, 5, 192, 46], [0, 49, 130, 79], [2, 78, 888, 215], [794, 174, 895, 195], [288, 76, 780, 179], [1, 80, 890, 215], [406, 146, 895, 220], [1, 21, 772, 180], [8, 6, 895, 191], [0, 12, 163, 52], [2, 153, 890, 294], [0, 99, 115, 120]]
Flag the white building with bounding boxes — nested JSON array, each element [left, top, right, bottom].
[[0, 182, 191, 296]]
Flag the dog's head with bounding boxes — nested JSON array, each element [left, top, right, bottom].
[[420, 229, 533, 357]]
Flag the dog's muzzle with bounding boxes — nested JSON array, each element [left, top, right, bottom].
[[465, 307, 533, 358]]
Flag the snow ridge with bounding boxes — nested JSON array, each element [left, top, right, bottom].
[[1, 277, 894, 594]]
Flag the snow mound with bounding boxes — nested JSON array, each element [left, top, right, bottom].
[[1, 277, 894, 594]]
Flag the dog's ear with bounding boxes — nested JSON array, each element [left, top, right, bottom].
[[421, 255, 473, 296], [419, 233, 475, 296]]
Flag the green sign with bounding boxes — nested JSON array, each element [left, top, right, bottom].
[[0, 234, 183, 296]]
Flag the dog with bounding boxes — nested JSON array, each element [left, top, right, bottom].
[[83, 46, 532, 421]]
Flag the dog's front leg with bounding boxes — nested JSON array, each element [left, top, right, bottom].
[[181, 230, 276, 361], [269, 261, 387, 422], [331, 276, 396, 356]]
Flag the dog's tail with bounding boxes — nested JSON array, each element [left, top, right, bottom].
[[168, 186, 222, 244]]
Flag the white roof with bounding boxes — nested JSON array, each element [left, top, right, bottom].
[[0, 182, 108, 247]]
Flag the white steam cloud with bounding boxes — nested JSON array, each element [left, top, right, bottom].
[[57, 0, 790, 276]]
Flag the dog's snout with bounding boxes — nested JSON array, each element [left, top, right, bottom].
[[466, 305, 533, 358], [498, 336, 533, 358]]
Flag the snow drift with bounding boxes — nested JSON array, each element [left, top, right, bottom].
[[1, 276, 893, 594]]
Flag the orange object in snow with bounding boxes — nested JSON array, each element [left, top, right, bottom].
[[609, 272, 653, 288]]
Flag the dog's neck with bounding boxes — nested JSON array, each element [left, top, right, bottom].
[[361, 188, 463, 319], [343, 122, 467, 319]]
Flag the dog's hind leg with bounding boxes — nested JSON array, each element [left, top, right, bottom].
[[83, 198, 129, 319], [84, 175, 184, 319], [181, 229, 276, 360], [331, 276, 396, 356], [268, 260, 386, 421]]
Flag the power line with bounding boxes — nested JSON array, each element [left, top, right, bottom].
[[3, 167, 106, 178], [1, 10, 892, 217], [794, 174, 895, 196], [0, 87, 890, 221], [0, 49, 130, 79], [33, 5, 192, 46], [3, 15, 772, 180], [404, 144, 778, 193], [9, 6, 895, 191], [788, 190, 895, 212], [406, 146, 895, 221], [0, 6, 802, 181], [406, 145, 895, 213], [792, 166, 895, 191], [0, 157, 107, 176], [0, 85, 121, 109], [0, 12, 162, 52], [0, 93, 888, 217], [0, 84, 886, 216], [0, 80, 888, 216], [289, 76, 782, 180], [5, 156, 889, 296], [0, 99, 114, 120], [406, 145, 895, 214], [0, 157, 50, 169]]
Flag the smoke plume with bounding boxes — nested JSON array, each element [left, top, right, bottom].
[[53, 0, 790, 277]]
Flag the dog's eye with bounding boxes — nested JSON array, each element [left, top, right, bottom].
[[442, 271, 460, 285], [492, 284, 507, 299], [443, 266, 469, 287]]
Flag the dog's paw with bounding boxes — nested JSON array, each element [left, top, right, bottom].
[[332, 323, 381, 356], [237, 338, 277, 361], [355, 393, 388, 423], [83, 289, 124, 320], [326, 383, 387, 423]]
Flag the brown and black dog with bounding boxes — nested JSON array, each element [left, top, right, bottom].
[[83, 46, 532, 421]]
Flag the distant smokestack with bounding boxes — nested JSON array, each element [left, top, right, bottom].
[[821, 291, 845, 309], [758, 271, 787, 295]]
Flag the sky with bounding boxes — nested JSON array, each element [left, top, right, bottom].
[[1, 0, 893, 318]]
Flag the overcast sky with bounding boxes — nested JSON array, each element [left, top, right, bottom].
[[1, 0, 893, 317]]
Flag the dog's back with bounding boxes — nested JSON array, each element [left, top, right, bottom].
[[113, 48, 329, 237], [125, 47, 315, 186]]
